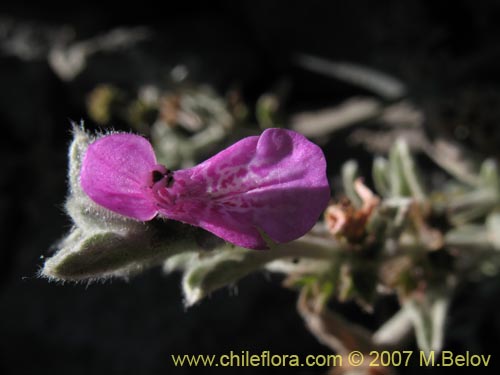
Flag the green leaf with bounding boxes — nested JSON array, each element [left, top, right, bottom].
[[395, 139, 425, 201], [486, 212, 500, 251], [480, 159, 500, 194], [404, 291, 449, 354], [446, 189, 497, 225], [444, 225, 491, 250], [342, 160, 362, 208], [181, 236, 338, 306], [42, 221, 207, 281], [67, 122, 93, 196], [388, 139, 425, 200], [256, 93, 281, 129], [372, 156, 390, 197], [182, 247, 274, 306]]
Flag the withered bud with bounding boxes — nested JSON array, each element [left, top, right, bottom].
[[325, 178, 380, 243]]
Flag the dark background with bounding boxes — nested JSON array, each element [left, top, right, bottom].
[[2, 1, 500, 374]]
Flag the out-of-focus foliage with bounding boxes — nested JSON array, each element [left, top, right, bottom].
[[42, 59, 500, 374]]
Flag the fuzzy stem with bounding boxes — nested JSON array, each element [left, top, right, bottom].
[[271, 235, 341, 260], [297, 289, 375, 354]]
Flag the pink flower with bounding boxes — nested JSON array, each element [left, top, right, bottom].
[[80, 128, 330, 249]]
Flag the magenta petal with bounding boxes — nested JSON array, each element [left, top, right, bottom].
[[80, 133, 159, 221], [157, 129, 330, 249]]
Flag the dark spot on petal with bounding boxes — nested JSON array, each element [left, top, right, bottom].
[[152, 170, 165, 183], [166, 173, 174, 187]]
